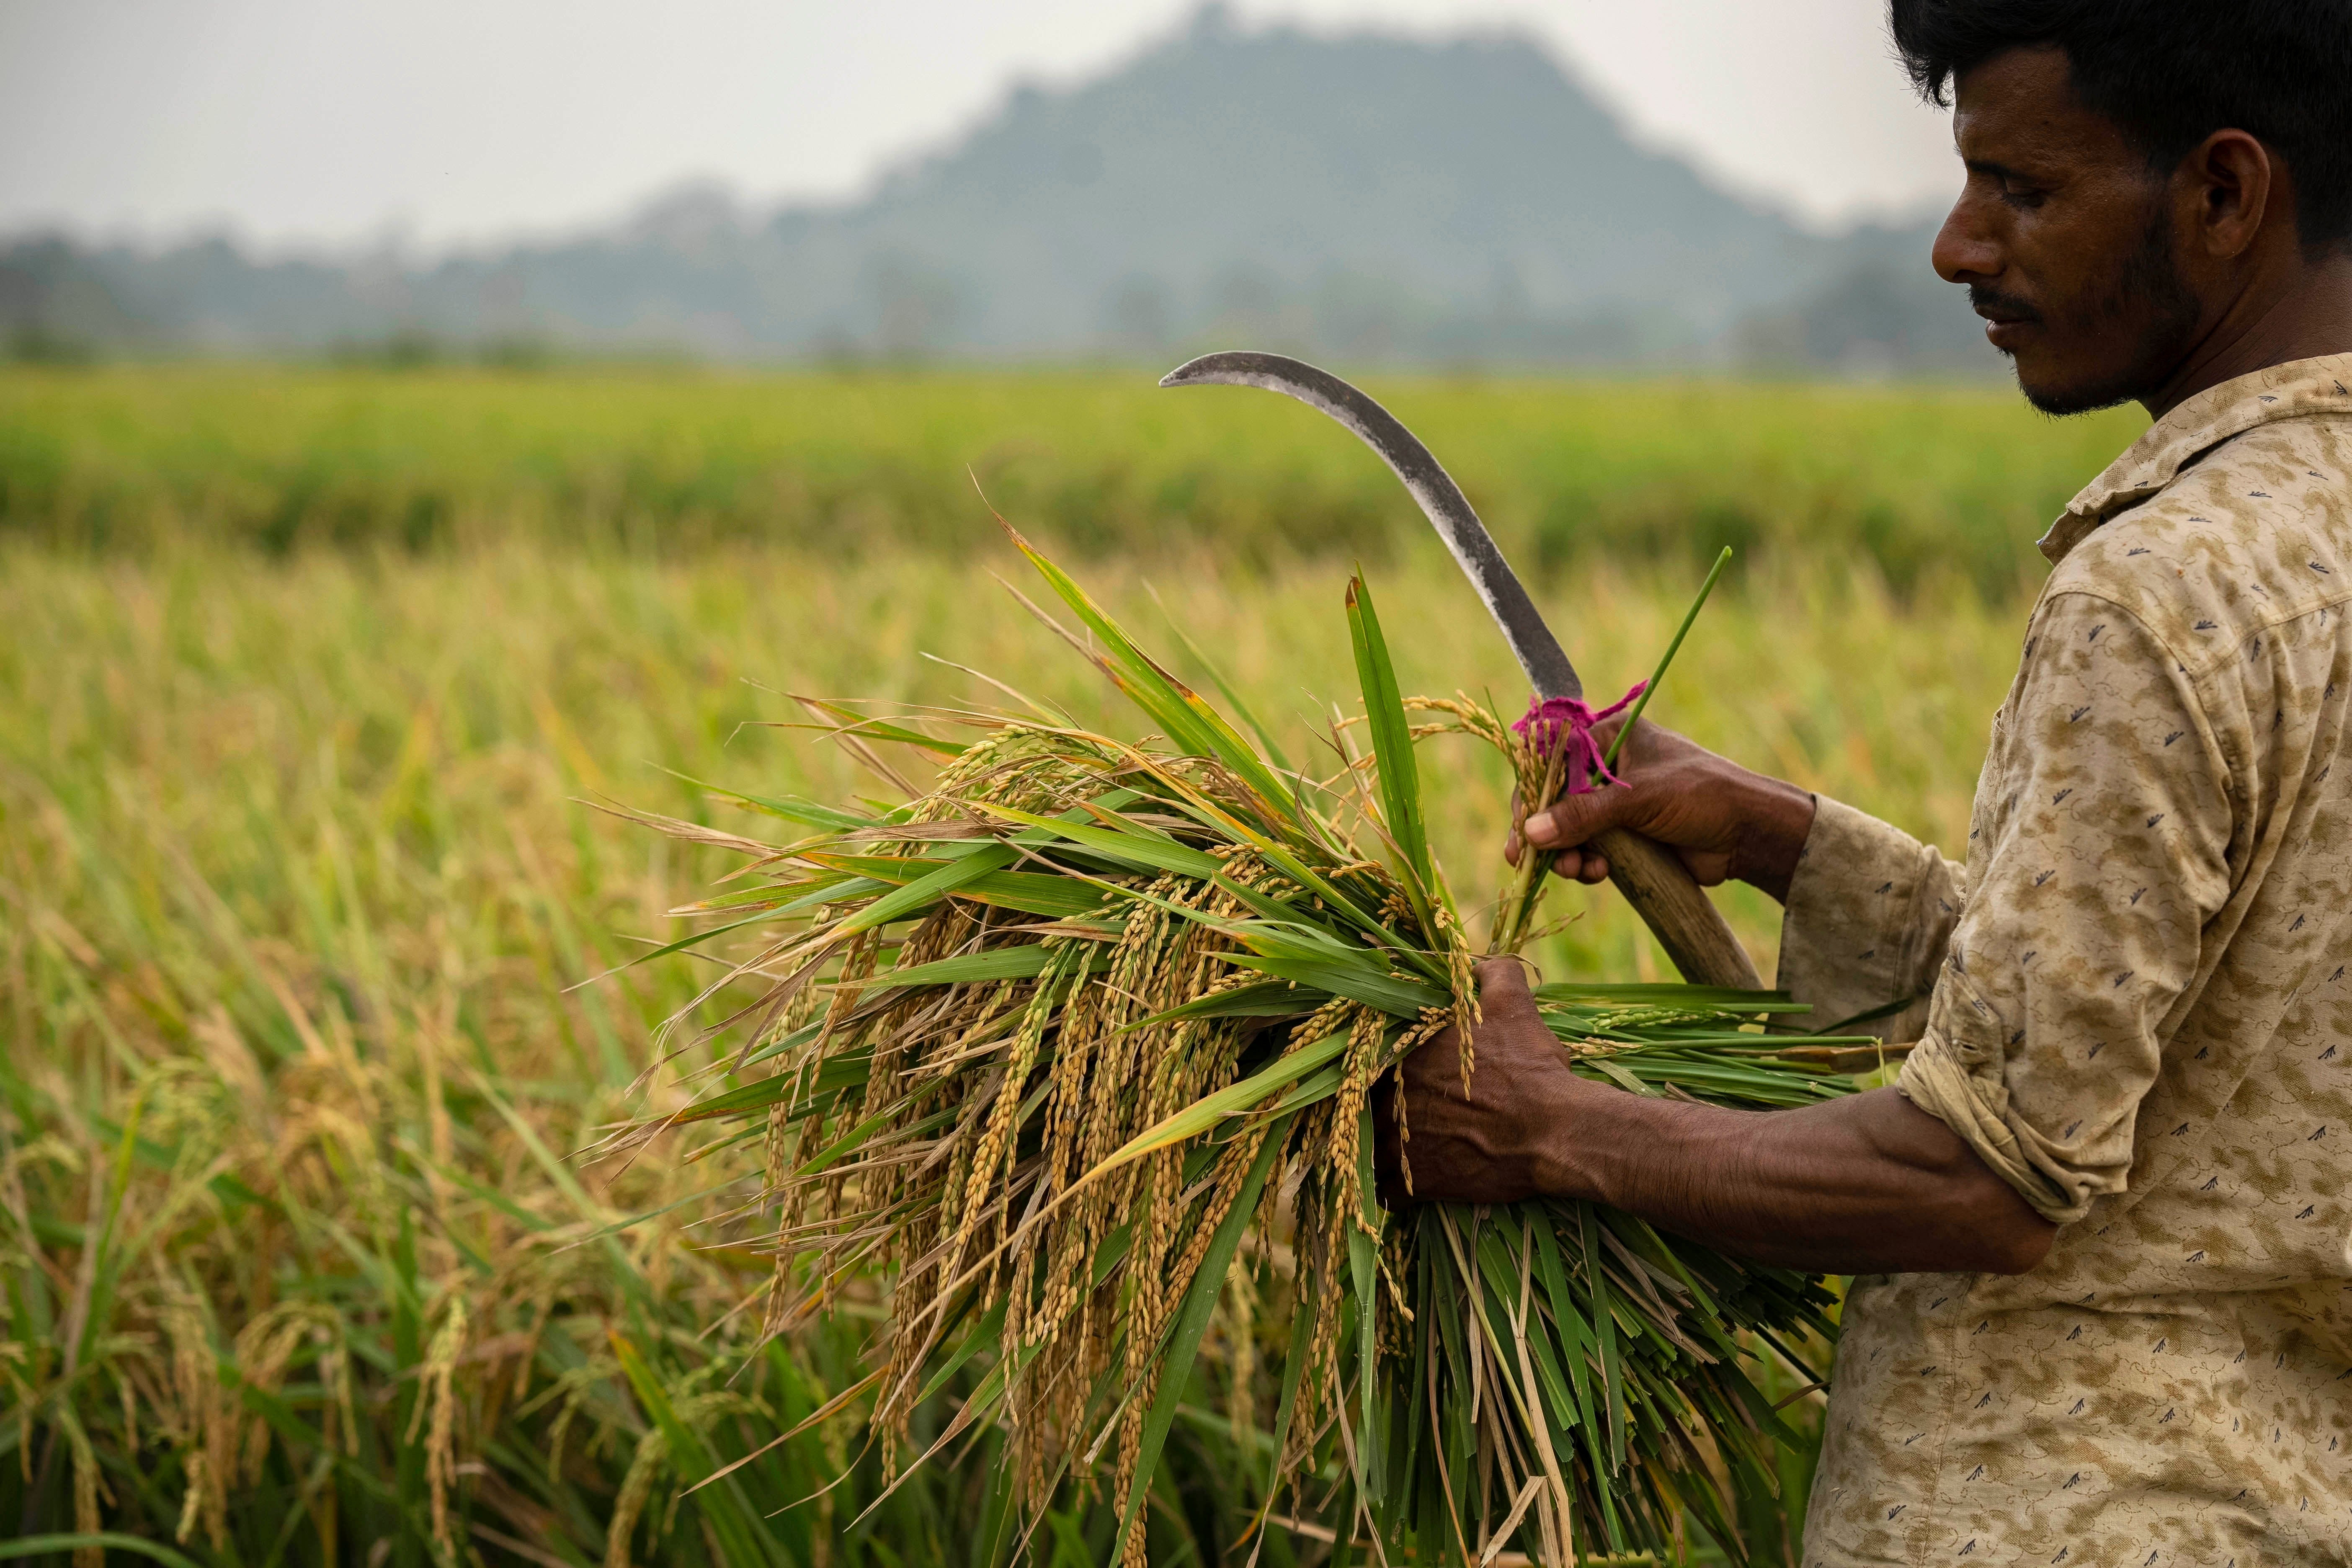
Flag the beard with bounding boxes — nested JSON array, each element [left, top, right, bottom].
[[1982, 201, 2202, 417]]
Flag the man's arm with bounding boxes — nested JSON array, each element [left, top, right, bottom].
[[1456, 719, 2042, 1273], [1385, 960, 2057, 1277], [1515, 714, 1970, 1043], [1405, 592, 2232, 1267]]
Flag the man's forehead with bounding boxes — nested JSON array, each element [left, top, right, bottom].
[[1951, 44, 2136, 171]]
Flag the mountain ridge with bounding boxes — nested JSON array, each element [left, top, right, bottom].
[[0, 10, 1992, 371]]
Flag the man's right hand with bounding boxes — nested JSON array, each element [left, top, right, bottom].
[[1507, 717, 1818, 904]]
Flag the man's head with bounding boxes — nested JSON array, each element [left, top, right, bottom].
[[1892, 1, 2352, 414]]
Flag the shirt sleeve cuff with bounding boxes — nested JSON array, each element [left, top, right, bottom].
[[1898, 1036, 2085, 1225], [1774, 794, 1961, 1040]]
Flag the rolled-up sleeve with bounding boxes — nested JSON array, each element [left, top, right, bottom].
[[1895, 594, 2233, 1225], [1776, 797, 1968, 1044]]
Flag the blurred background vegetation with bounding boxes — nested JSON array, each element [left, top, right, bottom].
[[0, 364, 2135, 591]]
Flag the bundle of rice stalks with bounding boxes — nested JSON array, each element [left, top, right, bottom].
[[608, 533, 1874, 1565]]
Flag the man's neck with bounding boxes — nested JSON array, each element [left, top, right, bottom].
[[2143, 250, 2352, 419]]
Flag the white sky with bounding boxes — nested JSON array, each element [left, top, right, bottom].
[[0, 0, 1960, 253]]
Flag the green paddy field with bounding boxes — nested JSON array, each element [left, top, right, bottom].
[[0, 366, 2141, 1565]]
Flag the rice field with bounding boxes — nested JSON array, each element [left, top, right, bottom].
[[0, 366, 2134, 1564], [0, 364, 2138, 591]]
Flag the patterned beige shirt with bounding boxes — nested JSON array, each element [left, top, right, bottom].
[[1782, 356, 2352, 1566]]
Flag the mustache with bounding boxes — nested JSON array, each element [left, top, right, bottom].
[[1968, 285, 2041, 324]]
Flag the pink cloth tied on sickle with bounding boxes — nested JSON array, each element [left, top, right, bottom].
[[1510, 681, 1647, 794]]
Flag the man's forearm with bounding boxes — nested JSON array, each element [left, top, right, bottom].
[[1385, 959, 2054, 1277], [1528, 1081, 2055, 1276]]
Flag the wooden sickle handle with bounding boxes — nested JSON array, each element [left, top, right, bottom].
[[1589, 826, 1761, 989]]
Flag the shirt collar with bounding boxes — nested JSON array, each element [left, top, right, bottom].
[[2037, 353, 2352, 565]]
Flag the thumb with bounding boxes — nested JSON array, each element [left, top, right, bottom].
[[1470, 954, 1534, 1004], [1469, 955, 1544, 1027], [1522, 781, 1639, 852]]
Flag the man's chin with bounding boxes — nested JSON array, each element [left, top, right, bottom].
[[2013, 357, 2143, 418]]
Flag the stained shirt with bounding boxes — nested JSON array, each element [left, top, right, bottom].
[[1781, 355, 2352, 1566]]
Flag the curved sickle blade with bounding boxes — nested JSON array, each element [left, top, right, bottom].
[[1160, 351, 1581, 700]]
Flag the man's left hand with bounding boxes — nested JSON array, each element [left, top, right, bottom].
[[1377, 957, 1577, 1207], [1372, 959, 2058, 1277]]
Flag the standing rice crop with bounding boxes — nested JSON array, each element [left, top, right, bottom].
[[611, 530, 1875, 1565]]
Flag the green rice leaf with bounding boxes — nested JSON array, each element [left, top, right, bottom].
[[1152, 583, 1297, 778], [1349, 1102, 1385, 1498], [957, 869, 1118, 918], [1220, 952, 1445, 1016], [794, 696, 969, 756], [1261, 1058, 1347, 1117], [1600, 545, 1733, 775], [1531, 1218, 1599, 1442], [661, 768, 877, 830], [738, 1018, 827, 1070], [1269, 1269, 1317, 1498], [1112, 978, 1321, 1034], [1101, 1031, 1355, 1168], [1344, 573, 1434, 901], [1140, 770, 1413, 963], [800, 851, 958, 880], [776, 874, 891, 915], [1006, 523, 1295, 818], [870, 945, 1111, 990], [915, 1294, 1008, 1406], [1534, 981, 1797, 1009], [975, 802, 1228, 879], [1110, 1117, 1289, 1563], [1581, 1202, 1630, 1477], [836, 843, 1018, 934], [611, 1333, 781, 1565], [652, 1073, 799, 1124], [614, 904, 781, 972]]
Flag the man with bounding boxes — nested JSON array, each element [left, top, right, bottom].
[[1388, 3, 2352, 1562]]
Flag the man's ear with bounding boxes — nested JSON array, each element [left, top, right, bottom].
[[2182, 128, 2279, 260]]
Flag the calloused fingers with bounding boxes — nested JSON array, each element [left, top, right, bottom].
[[1512, 830, 1612, 882], [1538, 846, 1609, 884], [1559, 848, 1609, 884]]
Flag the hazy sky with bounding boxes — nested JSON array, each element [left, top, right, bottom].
[[0, 0, 1960, 253]]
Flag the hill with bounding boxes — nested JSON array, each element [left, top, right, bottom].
[[0, 8, 1992, 371]]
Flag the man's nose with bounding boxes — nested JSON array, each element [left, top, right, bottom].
[[1931, 195, 2003, 285]]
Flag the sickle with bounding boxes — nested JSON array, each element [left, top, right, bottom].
[[1161, 350, 1762, 989]]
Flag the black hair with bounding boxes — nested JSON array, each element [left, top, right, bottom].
[[1889, 0, 2352, 248]]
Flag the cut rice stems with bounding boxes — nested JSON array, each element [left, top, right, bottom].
[[615, 542, 1868, 1565]]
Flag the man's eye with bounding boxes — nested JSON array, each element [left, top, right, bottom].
[[2000, 186, 2047, 210]]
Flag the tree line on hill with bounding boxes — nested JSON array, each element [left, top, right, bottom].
[[1, 8, 1993, 376]]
